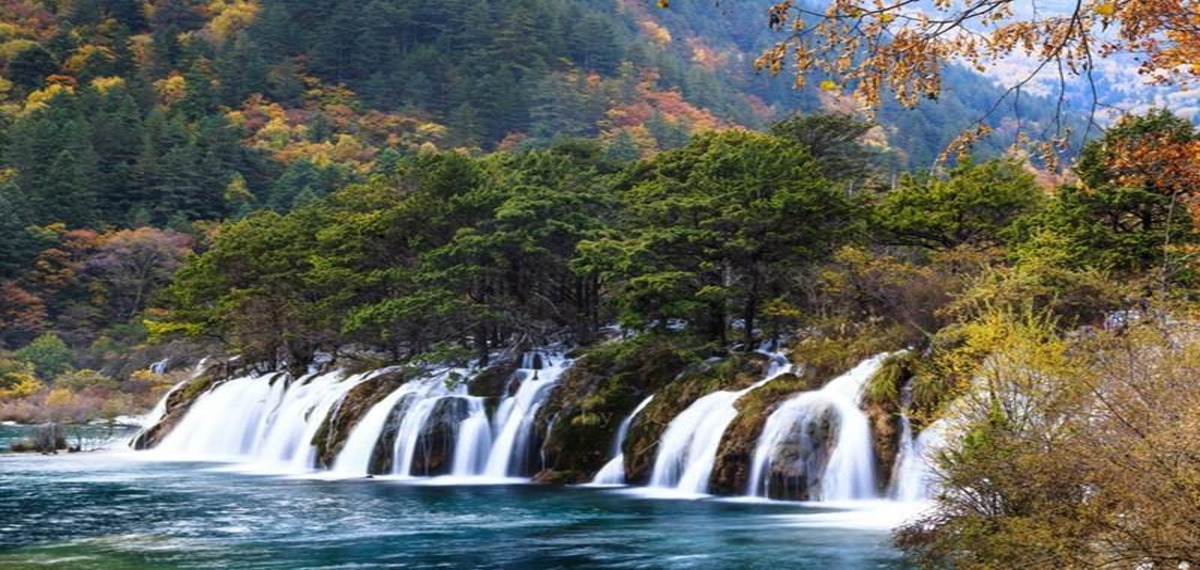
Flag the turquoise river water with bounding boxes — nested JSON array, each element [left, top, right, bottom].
[[0, 426, 913, 569]]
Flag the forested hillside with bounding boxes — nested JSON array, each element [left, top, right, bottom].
[[0, 0, 1070, 231], [0, 0, 1075, 368], [0, 1, 1098, 422]]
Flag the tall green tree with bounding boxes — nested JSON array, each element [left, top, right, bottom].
[[874, 159, 1043, 251], [580, 131, 859, 347]]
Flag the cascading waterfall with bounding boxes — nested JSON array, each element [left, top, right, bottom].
[[331, 367, 491, 477], [746, 355, 885, 501], [332, 381, 421, 475], [647, 352, 792, 494], [482, 352, 571, 478], [153, 370, 375, 468], [133, 357, 210, 435], [330, 351, 570, 480], [139, 345, 950, 507], [891, 417, 945, 502], [142, 350, 572, 482], [135, 380, 181, 431], [591, 395, 655, 485], [391, 388, 462, 477], [450, 397, 492, 476]]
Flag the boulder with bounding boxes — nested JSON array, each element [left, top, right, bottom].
[[313, 369, 412, 469]]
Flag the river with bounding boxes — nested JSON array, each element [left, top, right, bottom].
[[0, 429, 911, 569]]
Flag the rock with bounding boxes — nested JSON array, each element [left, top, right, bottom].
[[532, 469, 587, 485], [131, 364, 229, 450], [365, 392, 418, 474], [623, 352, 769, 486], [469, 356, 519, 417], [759, 405, 838, 500], [533, 337, 699, 484], [867, 400, 901, 494], [710, 371, 819, 495], [313, 369, 412, 469], [409, 397, 472, 476]]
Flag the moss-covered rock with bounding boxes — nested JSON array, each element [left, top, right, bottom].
[[862, 352, 915, 492], [469, 356, 519, 416], [409, 396, 472, 476], [790, 324, 906, 386], [532, 336, 704, 484], [710, 371, 819, 495], [313, 369, 412, 469], [623, 351, 770, 486], [710, 330, 911, 498], [866, 399, 900, 493], [131, 364, 228, 450]]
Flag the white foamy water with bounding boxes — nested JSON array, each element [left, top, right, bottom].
[[746, 355, 885, 501], [590, 395, 655, 485], [646, 352, 791, 495]]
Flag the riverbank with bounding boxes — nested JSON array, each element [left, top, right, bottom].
[[0, 423, 138, 454]]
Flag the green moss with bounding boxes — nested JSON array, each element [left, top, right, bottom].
[[865, 351, 917, 408], [710, 371, 816, 494], [791, 323, 909, 385], [313, 369, 412, 469], [533, 335, 707, 484], [171, 373, 218, 408], [623, 351, 768, 486]]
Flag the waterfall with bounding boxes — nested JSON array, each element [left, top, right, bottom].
[[391, 392, 451, 476], [891, 417, 945, 501], [330, 367, 489, 477], [136, 380, 181, 430], [149, 358, 170, 375], [647, 352, 791, 494], [152, 370, 374, 468], [332, 382, 419, 475], [133, 357, 211, 436], [481, 352, 571, 478], [334, 350, 569, 480], [746, 355, 885, 501], [591, 395, 655, 485], [143, 348, 573, 483], [451, 397, 492, 476]]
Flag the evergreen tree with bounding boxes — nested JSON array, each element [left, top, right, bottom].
[[8, 45, 57, 92]]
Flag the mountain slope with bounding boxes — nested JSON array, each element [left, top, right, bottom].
[[0, 0, 1076, 240]]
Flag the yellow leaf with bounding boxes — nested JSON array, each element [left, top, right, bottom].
[[820, 79, 839, 92], [657, 0, 670, 7], [1093, 2, 1116, 16]]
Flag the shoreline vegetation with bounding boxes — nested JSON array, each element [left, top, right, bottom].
[[3, 420, 140, 454]]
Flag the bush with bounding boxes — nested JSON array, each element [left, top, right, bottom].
[[53, 369, 119, 392], [14, 333, 74, 380]]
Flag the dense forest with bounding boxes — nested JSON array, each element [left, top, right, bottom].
[[0, 0, 1076, 413]]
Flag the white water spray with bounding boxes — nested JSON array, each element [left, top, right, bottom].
[[152, 370, 374, 469], [891, 417, 946, 502], [647, 352, 791, 494], [746, 355, 884, 501], [591, 395, 655, 485], [481, 352, 571, 478]]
